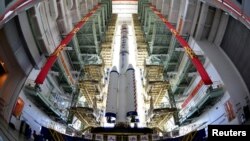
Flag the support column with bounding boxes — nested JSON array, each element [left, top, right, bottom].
[[208, 9, 222, 42], [80, 0, 88, 17], [168, 90, 176, 108], [87, 0, 94, 10], [214, 12, 229, 46], [168, 0, 180, 23], [195, 3, 209, 40], [156, 0, 163, 11], [178, 0, 197, 35], [168, 89, 179, 125], [151, 0, 157, 6], [190, 1, 201, 36], [161, 0, 171, 17]]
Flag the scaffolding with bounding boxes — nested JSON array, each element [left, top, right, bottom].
[[70, 107, 98, 127], [78, 80, 101, 107], [132, 14, 148, 68], [100, 14, 117, 68]]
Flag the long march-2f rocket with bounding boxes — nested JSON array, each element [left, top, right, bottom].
[[105, 24, 138, 126]]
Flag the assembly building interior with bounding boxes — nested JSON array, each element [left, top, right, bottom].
[[0, 0, 250, 140]]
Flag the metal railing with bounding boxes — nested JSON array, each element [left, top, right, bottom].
[[25, 79, 69, 117], [179, 81, 224, 118], [154, 102, 172, 109], [76, 102, 91, 108]]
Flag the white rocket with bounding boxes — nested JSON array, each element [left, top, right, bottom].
[[105, 24, 138, 125]]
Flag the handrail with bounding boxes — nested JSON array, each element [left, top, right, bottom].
[[179, 81, 223, 118], [24, 84, 68, 118], [154, 102, 171, 109]]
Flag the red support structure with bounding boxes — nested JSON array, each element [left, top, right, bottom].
[[149, 4, 213, 85], [35, 4, 101, 84]]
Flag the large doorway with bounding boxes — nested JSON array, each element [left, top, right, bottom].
[[220, 16, 250, 94]]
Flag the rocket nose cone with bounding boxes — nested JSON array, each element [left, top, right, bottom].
[[127, 64, 135, 71], [111, 66, 118, 73]]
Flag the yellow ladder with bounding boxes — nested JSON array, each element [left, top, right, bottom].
[[182, 130, 197, 141], [49, 129, 64, 141]]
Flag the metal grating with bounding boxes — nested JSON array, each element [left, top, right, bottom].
[[133, 14, 149, 68], [83, 64, 104, 81], [70, 107, 98, 126], [78, 80, 101, 106], [146, 81, 169, 106]]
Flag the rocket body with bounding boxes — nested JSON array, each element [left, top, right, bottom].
[[105, 24, 138, 125], [105, 66, 119, 122], [126, 64, 137, 119], [116, 74, 127, 123], [119, 24, 129, 73]]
